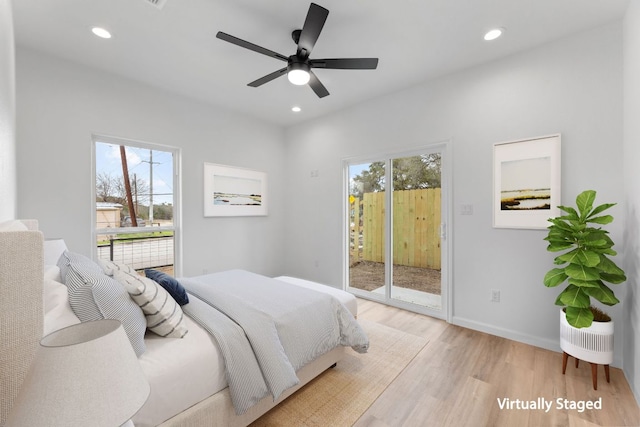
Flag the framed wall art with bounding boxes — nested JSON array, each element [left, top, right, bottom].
[[493, 134, 561, 229], [204, 163, 268, 217]]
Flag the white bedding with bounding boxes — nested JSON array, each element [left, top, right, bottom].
[[43, 268, 357, 427], [136, 274, 358, 426], [135, 317, 225, 427], [274, 276, 358, 314]]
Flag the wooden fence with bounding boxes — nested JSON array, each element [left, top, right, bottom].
[[350, 188, 441, 270]]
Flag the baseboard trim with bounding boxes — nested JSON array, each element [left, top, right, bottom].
[[451, 316, 623, 368]]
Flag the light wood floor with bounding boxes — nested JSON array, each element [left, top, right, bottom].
[[354, 299, 640, 427]]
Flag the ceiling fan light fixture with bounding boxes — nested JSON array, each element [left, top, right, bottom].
[[287, 61, 311, 85], [288, 68, 310, 86]]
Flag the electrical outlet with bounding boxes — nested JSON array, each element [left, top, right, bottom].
[[491, 289, 500, 302]]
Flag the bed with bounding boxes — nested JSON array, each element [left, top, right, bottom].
[[0, 220, 367, 427]]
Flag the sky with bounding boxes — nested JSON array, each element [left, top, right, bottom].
[[213, 175, 262, 196], [95, 142, 174, 205], [500, 156, 551, 192]]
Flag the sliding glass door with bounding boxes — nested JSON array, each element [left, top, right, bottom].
[[346, 144, 448, 318]]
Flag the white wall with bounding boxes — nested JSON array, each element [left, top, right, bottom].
[[623, 0, 640, 404], [15, 48, 287, 277], [0, 0, 16, 221], [284, 23, 626, 364]]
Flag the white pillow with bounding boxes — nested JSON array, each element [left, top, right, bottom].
[[43, 239, 68, 266], [43, 278, 81, 336], [114, 269, 188, 339], [44, 265, 62, 283], [0, 220, 28, 232]]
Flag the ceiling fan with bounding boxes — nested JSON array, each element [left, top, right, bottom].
[[216, 3, 379, 98]]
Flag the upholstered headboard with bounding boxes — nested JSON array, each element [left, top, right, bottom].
[[0, 221, 44, 426]]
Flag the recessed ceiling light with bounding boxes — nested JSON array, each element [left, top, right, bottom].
[[291, 106, 302, 113], [484, 28, 504, 41], [91, 27, 112, 39]]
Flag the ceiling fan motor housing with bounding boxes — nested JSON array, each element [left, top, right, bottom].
[[288, 55, 310, 72], [292, 29, 303, 45]]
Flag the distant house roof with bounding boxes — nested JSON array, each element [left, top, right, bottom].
[[96, 202, 123, 210]]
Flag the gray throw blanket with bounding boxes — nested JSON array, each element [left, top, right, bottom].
[[180, 270, 368, 415]]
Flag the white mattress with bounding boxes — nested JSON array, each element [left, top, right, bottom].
[[133, 275, 357, 427]]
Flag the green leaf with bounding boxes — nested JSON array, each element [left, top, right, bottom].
[[545, 228, 571, 241], [565, 263, 600, 281], [582, 283, 620, 306], [556, 285, 590, 308], [555, 249, 581, 264], [582, 237, 610, 249], [565, 306, 594, 328], [598, 256, 625, 275], [586, 203, 616, 219], [555, 248, 600, 267], [557, 206, 579, 219], [547, 242, 574, 252], [598, 248, 617, 256], [576, 190, 596, 218], [600, 272, 627, 284], [587, 215, 613, 225], [548, 219, 575, 233], [567, 278, 601, 288], [544, 268, 567, 287]]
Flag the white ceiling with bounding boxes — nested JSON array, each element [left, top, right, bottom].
[[12, 0, 630, 127]]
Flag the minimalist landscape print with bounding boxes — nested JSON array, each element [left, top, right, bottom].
[[213, 175, 262, 206], [204, 163, 267, 216], [493, 134, 561, 229], [500, 156, 551, 211]]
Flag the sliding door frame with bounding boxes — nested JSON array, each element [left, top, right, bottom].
[[343, 141, 452, 322]]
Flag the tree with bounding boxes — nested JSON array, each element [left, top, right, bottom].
[[95, 171, 150, 219], [392, 154, 441, 190], [351, 161, 385, 198], [351, 154, 441, 198], [96, 172, 119, 202], [154, 203, 173, 220]]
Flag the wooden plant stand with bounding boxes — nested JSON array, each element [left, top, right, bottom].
[[562, 351, 610, 390]]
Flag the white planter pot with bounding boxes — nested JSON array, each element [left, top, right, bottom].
[[560, 310, 614, 365]]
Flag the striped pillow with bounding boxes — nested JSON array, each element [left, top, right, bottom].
[[114, 270, 188, 338], [98, 259, 137, 276], [58, 251, 147, 357]]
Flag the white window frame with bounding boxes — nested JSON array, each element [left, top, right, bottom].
[[91, 134, 183, 276]]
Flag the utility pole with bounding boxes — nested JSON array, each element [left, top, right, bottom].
[[120, 146, 137, 227], [141, 150, 160, 226], [134, 173, 138, 216]]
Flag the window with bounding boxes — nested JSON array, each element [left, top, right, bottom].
[[93, 135, 181, 276]]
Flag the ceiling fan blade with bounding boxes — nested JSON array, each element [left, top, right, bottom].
[[216, 31, 288, 62], [297, 3, 329, 59], [248, 67, 288, 87], [310, 58, 379, 70], [308, 71, 329, 98]]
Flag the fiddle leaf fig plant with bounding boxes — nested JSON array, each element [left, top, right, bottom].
[[543, 190, 626, 328]]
